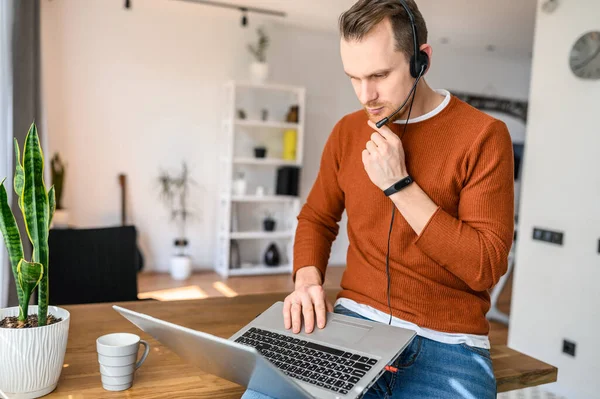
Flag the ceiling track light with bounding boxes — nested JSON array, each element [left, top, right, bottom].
[[174, 0, 286, 27], [241, 7, 248, 27]]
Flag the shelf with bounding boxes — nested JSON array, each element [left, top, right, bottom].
[[233, 120, 300, 129], [226, 195, 300, 203], [228, 263, 292, 276], [231, 157, 301, 166], [217, 80, 305, 278], [227, 80, 304, 93], [227, 231, 295, 240]]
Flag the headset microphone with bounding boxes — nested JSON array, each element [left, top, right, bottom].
[[375, 64, 426, 129]]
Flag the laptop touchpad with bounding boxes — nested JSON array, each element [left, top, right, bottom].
[[326, 319, 371, 344]]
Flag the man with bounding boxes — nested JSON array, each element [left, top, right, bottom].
[[243, 0, 514, 397]]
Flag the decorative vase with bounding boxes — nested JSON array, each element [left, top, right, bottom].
[[250, 62, 269, 84], [170, 255, 192, 280], [282, 129, 297, 161], [229, 240, 241, 269], [232, 173, 247, 196], [286, 105, 299, 123], [0, 306, 70, 398], [264, 243, 280, 267], [263, 217, 276, 232], [51, 209, 69, 229]]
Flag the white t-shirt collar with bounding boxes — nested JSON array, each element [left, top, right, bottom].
[[393, 89, 451, 124]]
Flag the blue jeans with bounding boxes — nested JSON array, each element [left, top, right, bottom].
[[242, 305, 496, 398]]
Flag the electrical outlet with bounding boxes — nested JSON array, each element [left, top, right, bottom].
[[532, 227, 563, 245], [563, 339, 576, 357], [551, 231, 563, 245]]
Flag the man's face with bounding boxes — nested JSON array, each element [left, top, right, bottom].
[[340, 18, 412, 124]]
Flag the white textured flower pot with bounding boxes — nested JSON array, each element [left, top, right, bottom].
[[0, 306, 70, 398], [249, 62, 269, 84], [170, 255, 192, 280]]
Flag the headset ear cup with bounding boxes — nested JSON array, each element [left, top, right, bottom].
[[409, 55, 418, 78], [409, 52, 429, 78], [418, 51, 429, 75]]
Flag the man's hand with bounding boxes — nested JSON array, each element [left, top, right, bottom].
[[362, 120, 409, 191], [283, 266, 333, 334]]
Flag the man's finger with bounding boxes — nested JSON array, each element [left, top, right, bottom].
[[371, 132, 386, 147], [301, 295, 315, 333], [362, 149, 370, 164], [283, 297, 292, 329], [368, 119, 396, 141], [291, 300, 302, 334], [366, 140, 378, 154], [310, 293, 327, 329]]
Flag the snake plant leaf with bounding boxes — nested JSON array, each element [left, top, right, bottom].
[[48, 186, 56, 229], [0, 179, 26, 320], [22, 122, 50, 325], [17, 259, 44, 321], [14, 138, 24, 198]]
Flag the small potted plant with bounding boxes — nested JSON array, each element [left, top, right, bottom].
[[253, 146, 267, 158], [158, 162, 196, 280], [0, 122, 70, 398], [247, 26, 270, 83], [50, 152, 68, 229]]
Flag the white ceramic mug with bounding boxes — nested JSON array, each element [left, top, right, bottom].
[[96, 333, 150, 391]]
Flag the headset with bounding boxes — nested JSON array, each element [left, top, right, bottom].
[[375, 0, 429, 129], [377, 0, 429, 325]]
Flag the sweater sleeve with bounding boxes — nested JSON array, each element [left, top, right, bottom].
[[293, 120, 346, 282], [413, 120, 515, 291]]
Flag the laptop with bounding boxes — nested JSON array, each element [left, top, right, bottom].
[[113, 302, 415, 399]]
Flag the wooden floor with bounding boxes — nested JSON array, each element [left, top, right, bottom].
[[138, 266, 512, 345]]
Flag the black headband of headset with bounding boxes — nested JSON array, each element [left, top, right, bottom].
[[397, 0, 423, 77]]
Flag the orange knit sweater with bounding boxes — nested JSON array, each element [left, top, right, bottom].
[[293, 95, 514, 335]]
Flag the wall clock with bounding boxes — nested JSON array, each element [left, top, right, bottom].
[[569, 31, 600, 80]]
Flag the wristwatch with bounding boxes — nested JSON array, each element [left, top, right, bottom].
[[383, 176, 414, 197]]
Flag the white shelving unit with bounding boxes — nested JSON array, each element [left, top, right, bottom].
[[226, 195, 299, 203], [227, 264, 293, 277], [225, 157, 301, 166], [234, 120, 300, 129], [215, 80, 305, 278], [228, 231, 295, 240]]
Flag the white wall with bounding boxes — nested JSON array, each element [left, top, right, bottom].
[[40, 0, 532, 273], [40, 0, 358, 271], [508, 1, 600, 398]]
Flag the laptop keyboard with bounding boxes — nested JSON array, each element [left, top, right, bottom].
[[235, 327, 378, 395]]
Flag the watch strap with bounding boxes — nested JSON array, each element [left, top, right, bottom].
[[383, 176, 414, 196]]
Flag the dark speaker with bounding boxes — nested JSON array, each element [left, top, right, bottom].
[[276, 166, 300, 196]]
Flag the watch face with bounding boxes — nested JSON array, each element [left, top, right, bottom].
[[569, 31, 600, 80]]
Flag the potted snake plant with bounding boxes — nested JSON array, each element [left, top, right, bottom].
[[0, 122, 70, 398]]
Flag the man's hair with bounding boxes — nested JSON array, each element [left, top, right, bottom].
[[338, 0, 428, 63]]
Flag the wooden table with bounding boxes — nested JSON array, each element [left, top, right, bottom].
[[47, 292, 557, 398]]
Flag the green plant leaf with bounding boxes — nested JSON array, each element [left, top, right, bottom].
[[48, 186, 56, 229], [14, 138, 24, 198], [0, 179, 26, 320], [17, 259, 43, 321], [22, 123, 50, 325]]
